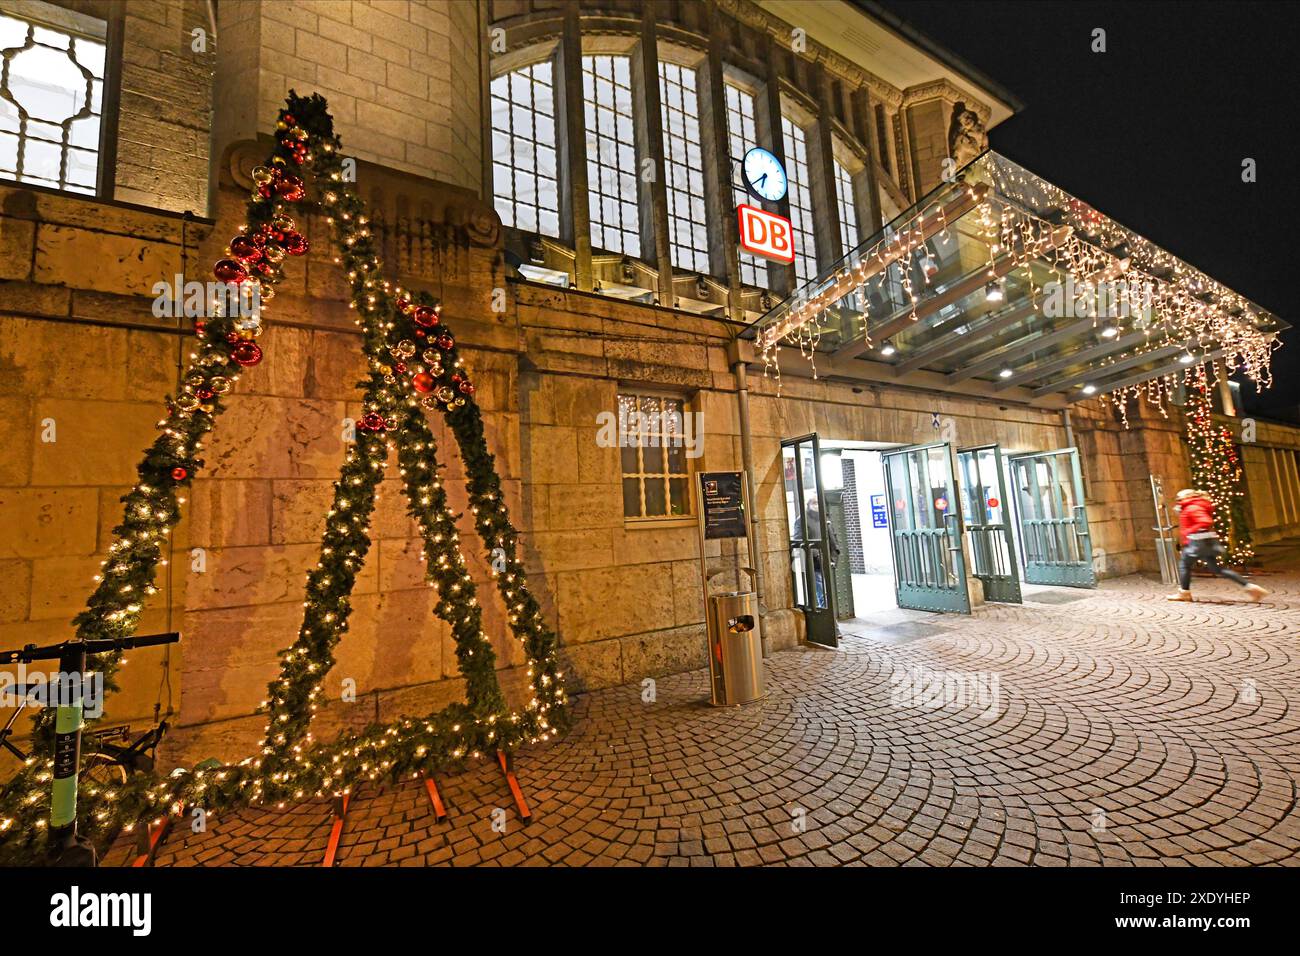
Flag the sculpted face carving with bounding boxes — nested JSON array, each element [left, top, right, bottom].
[[948, 101, 989, 169]]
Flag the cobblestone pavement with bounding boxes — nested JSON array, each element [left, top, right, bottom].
[[130, 569, 1300, 867]]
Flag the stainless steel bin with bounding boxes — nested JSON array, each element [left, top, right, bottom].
[[705, 590, 765, 706]]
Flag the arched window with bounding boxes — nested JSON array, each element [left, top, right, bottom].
[[658, 61, 708, 274], [781, 115, 817, 286], [490, 62, 560, 236], [582, 54, 639, 256]]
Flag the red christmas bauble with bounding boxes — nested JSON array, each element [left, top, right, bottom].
[[194, 320, 206, 336], [171, 466, 188, 481], [226, 331, 241, 343], [411, 372, 435, 393], [395, 297, 411, 312], [230, 235, 263, 262], [275, 176, 306, 201], [256, 183, 274, 199], [282, 232, 309, 256], [459, 381, 475, 395], [231, 340, 263, 367], [213, 258, 247, 283], [283, 114, 296, 127], [197, 388, 214, 400], [412, 306, 438, 328], [394, 362, 408, 374], [357, 411, 387, 432], [436, 334, 454, 350]]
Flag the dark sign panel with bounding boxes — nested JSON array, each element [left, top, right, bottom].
[[699, 471, 747, 539]]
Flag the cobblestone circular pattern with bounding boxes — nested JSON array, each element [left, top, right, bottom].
[[137, 573, 1300, 867]]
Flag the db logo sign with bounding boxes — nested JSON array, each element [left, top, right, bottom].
[[737, 205, 795, 263]]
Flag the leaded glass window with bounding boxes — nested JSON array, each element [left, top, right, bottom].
[[0, 7, 106, 194]]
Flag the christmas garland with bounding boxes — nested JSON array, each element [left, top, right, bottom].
[[0, 92, 567, 861]]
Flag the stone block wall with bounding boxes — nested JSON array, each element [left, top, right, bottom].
[[214, 0, 483, 196]]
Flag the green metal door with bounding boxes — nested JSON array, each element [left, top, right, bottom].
[[1008, 447, 1097, 587], [881, 442, 971, 613], [957, 444, 1022, 603], [782, 435, 838, 647]]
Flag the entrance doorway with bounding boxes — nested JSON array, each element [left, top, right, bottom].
[[781, 436, 1096, 637]]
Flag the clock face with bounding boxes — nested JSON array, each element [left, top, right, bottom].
[[742, 147, 788, 202]]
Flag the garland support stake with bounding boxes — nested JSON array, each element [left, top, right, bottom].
[[497, 750, 531, 822], [423, 775, 448, 821], [131, 812, 176, 867], [321, 792, 351, 868]]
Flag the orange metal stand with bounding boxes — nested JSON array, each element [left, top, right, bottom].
[[497, 750, 531, 822], [321, 792, 351, 867], [131, 814, 174, 867], [423, 775, 448, 821]]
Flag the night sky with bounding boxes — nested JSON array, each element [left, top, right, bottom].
[[875, 0, 1297, 416]]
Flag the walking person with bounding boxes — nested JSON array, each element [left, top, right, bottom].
[[1167, 488, 1268, 602]]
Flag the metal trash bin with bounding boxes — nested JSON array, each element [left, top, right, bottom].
[[706, 590, 765, 706]]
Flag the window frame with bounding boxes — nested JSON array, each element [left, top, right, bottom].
[[656, 57, 710, 275], [581, 50, 642, 258], [617, 388, 696, 524], [489, 48, 562, 239], [722, 73, 768, 289], [0, 0, 120, 199], [779, 110, 818, 287]]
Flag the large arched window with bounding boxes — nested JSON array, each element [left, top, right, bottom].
[[582, 53, 639, 256], [490, 61, 560, 236], [658, 61, 708, 273]]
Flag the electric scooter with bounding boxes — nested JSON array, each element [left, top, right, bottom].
[[0, 631, 181, 866]]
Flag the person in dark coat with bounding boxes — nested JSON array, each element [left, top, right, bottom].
[[793, 496, 840, 607], [1168, 489, 1268, 602]]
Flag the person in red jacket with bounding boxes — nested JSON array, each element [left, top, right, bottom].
[[1168, 489, 1268, 601]]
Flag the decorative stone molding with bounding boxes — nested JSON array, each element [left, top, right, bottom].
[[902, 79, 993, 125]]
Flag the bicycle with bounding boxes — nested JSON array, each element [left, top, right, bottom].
[[0, 631, 180, 866]]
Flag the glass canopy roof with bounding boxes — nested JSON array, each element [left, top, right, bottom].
[[743, 152, 1285, 407]]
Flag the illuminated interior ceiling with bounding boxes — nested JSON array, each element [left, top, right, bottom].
[[743, 152, 1286, 409]]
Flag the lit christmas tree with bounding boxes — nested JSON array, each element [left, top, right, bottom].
[[1186, 368, 1253, 565]]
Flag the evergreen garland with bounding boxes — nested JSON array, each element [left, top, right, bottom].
[[0, 91, 567, 862]]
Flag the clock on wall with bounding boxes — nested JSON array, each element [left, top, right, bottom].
[[742, 147, 788, 203]]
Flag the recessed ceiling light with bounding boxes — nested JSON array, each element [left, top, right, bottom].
[[985, 281, 1004, 303], [1081, 384, 1097, 395], [1179, 354, 1195, 365], [1101, 326, 1119, 338], [999, 368, 1014, 378], [880, 342, 896, 356]]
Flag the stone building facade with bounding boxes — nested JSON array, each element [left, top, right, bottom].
[[0, 0, 1292, 766]]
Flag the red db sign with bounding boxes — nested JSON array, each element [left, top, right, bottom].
[[737, 205, 795, 263]]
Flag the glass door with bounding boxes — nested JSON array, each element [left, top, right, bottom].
[[957, 444, 1022, 603], [782, 435, 838, 647], [881, 442, 971, 613], [1007, 448, 1096, 587]]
